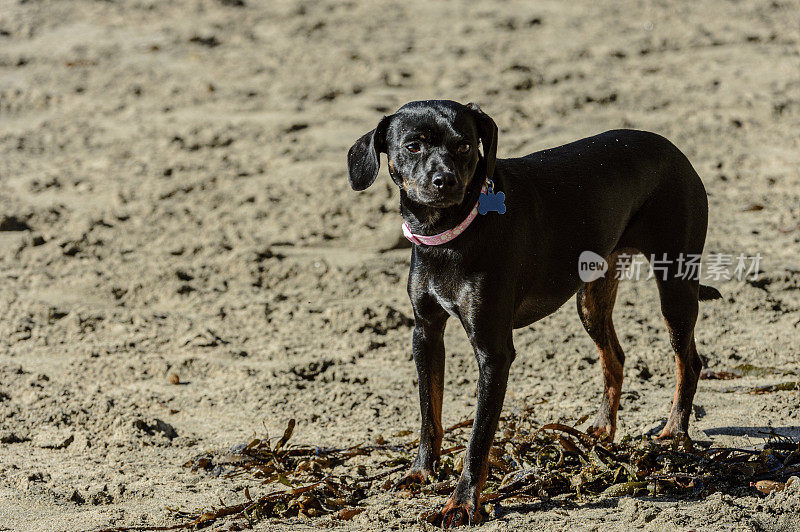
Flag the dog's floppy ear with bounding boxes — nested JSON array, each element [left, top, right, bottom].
[[347, 115, 393, 191], [467, 103, 498, 181]]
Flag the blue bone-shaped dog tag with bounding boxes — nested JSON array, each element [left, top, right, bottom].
[[478, 190, 506, 215]]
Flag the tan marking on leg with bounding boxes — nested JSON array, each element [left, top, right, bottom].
[[579, 251, 627, 441]]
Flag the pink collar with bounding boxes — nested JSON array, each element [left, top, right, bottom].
[[401, 181, 488, 246]]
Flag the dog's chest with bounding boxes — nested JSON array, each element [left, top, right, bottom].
[[423, 267, 484, 321], [410, 246, 490, 322], [428, 279, 461, 319]]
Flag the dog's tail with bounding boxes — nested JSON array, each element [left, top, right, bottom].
[[698, 284, 723, 301]]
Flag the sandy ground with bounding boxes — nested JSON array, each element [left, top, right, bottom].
[[1, 0, 799, 530]]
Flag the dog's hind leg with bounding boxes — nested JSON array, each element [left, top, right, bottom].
[[577, 252, 625, 440], [613, 156, 708, 438], [654, 276, 701, 438]]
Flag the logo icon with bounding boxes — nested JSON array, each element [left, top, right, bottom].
[[578, 251, 608, 283]]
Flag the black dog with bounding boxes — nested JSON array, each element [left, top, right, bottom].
[[347, 100, 720, 526]]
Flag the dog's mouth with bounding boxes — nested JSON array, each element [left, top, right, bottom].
[[419, 196, 462, 208], [405, 185, 465, 209]]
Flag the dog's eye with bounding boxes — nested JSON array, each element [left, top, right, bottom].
[[406, 142, 421, 153], [457, 143, 471, 153]]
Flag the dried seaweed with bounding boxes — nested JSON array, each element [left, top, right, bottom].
[[100, 410, 800, 531]]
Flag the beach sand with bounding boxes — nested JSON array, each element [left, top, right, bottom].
[[1, 0, 799, 529]]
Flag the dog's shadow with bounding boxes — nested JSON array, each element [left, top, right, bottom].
[[493, 495, 693, 521], [493, 498, 617, 520], [643, 421, 800, 441], [703, 425, 800, 439]]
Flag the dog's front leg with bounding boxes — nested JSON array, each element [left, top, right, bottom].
[[394, 315, 447, 488], [441, 335, 514, 527]]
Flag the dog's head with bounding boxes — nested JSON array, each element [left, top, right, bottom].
[[347, 100, 497, 208]]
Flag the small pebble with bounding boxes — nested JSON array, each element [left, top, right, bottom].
[[168, 373, 180, 385]]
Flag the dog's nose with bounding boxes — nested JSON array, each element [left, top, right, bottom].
[[431, 172, 457, 191]]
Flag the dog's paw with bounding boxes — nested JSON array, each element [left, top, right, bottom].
[[656, 425, 689, 442], [587, 422, 615, 442], [439, 495, 483, 528], [391, 467, 433, 492], [587, 409, 616, 442]]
